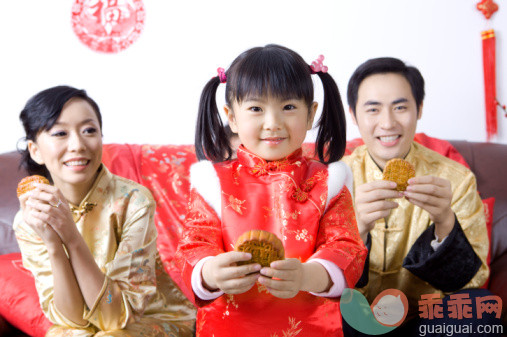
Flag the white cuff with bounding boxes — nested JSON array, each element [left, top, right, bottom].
[[307, 258, 346, 298], [191, 256, 224, 301], [430, 234, 448, 251]]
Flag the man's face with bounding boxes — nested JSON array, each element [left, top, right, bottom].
[[350, 73, 422, 169]]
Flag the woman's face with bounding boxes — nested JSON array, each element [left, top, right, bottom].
[[28, 98, 102, 193]]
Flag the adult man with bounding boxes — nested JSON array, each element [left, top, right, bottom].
[[343, 57, 493, 335]]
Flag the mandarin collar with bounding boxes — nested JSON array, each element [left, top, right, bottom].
[[69, 164, 111, 222], [236, 145, 304, 176]]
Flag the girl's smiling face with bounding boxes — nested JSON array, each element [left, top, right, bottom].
[[225, 95, 317, 161], [28, 97, 103, 194]]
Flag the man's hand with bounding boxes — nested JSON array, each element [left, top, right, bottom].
[[404, 176, 455, 240], [355, 180, 402, 242]]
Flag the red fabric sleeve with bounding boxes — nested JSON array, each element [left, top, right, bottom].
[[310, 187, 368, 289], [175, 189, 225, 306]]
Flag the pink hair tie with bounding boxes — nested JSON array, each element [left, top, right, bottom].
[[217, 67, 227, 83], [310, 55, 328, 74]]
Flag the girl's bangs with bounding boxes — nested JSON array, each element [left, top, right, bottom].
[[228, 54, 313, 104]]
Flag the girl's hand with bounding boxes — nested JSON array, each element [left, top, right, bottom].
[[259, 259, 332, 299], [24, 183, 80, 247], [258, 258, 304, 299], [202, 252, 261, 295]]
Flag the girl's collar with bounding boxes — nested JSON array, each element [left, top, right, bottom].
[[236, 145, 304, 176]]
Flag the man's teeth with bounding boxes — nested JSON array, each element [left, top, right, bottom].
[[65, 160, 88, 166], [380, 136, 399, 142]]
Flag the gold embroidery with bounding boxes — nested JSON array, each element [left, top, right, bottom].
[[223, 192, 246, 214], [257, 283, 270, 294], [270, 317, 302, 337], [222, 294, 239, 319], [294, 229, 312, 242], [249, 159, 293, 176]]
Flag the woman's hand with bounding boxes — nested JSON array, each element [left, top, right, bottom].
[[201, 252, 261, 294], [259, 259, 331, 299], [23, 183, 81, 247]]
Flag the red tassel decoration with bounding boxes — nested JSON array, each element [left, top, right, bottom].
[[481, 29, 497, 141]]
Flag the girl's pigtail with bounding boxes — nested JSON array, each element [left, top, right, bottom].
[[315, 72, 347, 164], [195, 76, 232, 162]]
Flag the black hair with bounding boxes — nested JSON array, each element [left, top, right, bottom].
[[347, 57, 425, 115], [18, 85, 102, 179], [195, 44, 347, 164]]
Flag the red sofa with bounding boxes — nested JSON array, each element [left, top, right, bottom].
[[0, 135, 505, 336]]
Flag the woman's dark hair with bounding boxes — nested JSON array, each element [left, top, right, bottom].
[[195, 44, 347, 164], [18, 85, 102, 179], [347, 57, 425, 115]]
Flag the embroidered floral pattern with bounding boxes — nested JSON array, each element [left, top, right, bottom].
[[223, 192, 246, 214], [250, 159, 296, 176], [222, 294, 239, 319], [270, 317, 302, 337], [257, 283, 270, 294], [295, 229, 311, 242]]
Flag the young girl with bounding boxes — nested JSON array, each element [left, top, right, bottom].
[[14, 86, 195, 336], [176, 44, 367, 336]]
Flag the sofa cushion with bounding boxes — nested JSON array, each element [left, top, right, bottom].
[[0, 151, 27, 255], [138, 144, 197, 300], [0, 253, 51, 337], [0, 135, 502, 330], [102, 143, 196, 300]]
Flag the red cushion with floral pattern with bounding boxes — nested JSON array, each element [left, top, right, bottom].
[[0, 253, 52, 337]]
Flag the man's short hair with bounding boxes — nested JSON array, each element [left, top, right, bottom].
[[347, 57, 425, 115]]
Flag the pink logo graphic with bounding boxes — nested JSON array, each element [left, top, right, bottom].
[[71, 0, 145, 53]]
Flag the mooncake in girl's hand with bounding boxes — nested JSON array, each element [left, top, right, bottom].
[[235, 230, 285, 267]]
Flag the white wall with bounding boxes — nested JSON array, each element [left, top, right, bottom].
[[1, 0, 506, 154]]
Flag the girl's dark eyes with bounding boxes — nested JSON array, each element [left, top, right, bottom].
[[84, 127, 98, 134], [284, 104, 296, 110], [249, 106, 262, 112]]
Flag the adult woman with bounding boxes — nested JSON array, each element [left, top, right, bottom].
[[14, 85, 195, 336]]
